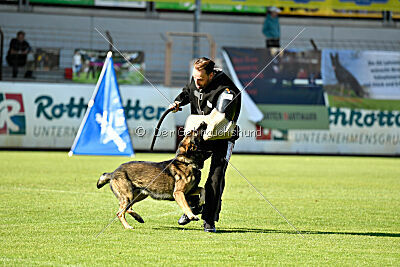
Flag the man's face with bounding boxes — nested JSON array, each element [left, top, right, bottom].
[[17, 34, 25, 42], [193, 68, 213, 90]]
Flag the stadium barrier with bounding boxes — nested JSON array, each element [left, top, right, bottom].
[[0, 82, 176, 151], [1, 81, 399, 155]]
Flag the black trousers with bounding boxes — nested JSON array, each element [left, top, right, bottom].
[[6, 54, 27, 77], [199, 139, 230, 223], [266, 38, 280, 49]]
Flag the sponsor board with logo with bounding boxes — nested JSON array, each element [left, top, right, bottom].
[[257, 104, 329, 130], [0, 82, 176, 150], [322, 50, 400, 100], [234, 107, 400, 155], [1, 82, 399, 155], [222, 47, 329, 131], [0, 93, 26, 136], [153, 0, 399, 12]]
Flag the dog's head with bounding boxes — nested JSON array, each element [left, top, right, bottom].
[[176, 122, 209, 167]]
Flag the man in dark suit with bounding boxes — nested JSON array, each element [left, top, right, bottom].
[[170, 57, 241, 232], [6, 31, 32, 78]]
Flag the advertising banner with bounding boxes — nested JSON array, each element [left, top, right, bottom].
[[72, 49, 145, 85], [234, 107, 400, 155], [322, 49, 400, 101], [257, 105, 329, 130], [222, 47, 329, 130], [156, 2, 393, 18], [94, 0, 145, 7], [152, 0, 400, 12], [0, 82, 175, 151], [155, 2, 265, 13], [29, 0, 94, 5], [1, 81, 399, 155], [25, 48, 60, 71]]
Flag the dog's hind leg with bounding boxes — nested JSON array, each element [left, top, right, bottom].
[[117, 202, 134, 230], [110, 174, 135, 229], [126, 190, 148, 223]]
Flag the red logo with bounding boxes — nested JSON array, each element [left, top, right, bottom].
[[0, 93, 26, 135]]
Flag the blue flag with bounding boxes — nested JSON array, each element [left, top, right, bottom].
[[69, 52, 134, 157]]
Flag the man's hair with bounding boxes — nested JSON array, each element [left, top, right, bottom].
[[17, 31, 25, 37], [194, 57, 215, 75]]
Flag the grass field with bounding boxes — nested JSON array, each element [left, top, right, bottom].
[[327, 94, 400, 111], [1, 151, 399, 265]]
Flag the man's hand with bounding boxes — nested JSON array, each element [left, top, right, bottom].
[[169, 101, 181, 113]]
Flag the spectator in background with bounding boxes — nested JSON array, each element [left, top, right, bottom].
[[86, 54, 96, 80], [262, 7, 281, 49], [6, 31, 33, 78], [73, 51, 82, 77]]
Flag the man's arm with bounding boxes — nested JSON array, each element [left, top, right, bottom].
[[8, 39, 18, 54], [22, 41, 31, 54], [169, 82, 191, 112], [218, 88, 240, 122], [174, 82, 191, 107]]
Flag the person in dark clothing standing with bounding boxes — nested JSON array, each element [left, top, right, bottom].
[[6, 31, 32, 78], [170, 57, 241, 232], [262, 7, 281, 49]]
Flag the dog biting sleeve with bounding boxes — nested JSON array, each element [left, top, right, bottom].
[[184, 109, 236, 141]]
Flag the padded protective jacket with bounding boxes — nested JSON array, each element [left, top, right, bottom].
[[175, 70, 241, 122]]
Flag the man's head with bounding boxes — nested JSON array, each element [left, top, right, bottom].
[[192, 57, 215, 90], [268, 6, 281, 17], [17, 31, 25, 42]]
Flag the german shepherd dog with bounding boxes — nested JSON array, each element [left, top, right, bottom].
[[96, 123, 208, 229], [330, 53, 366, 97]]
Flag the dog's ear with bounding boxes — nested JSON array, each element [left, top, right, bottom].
[[330, 53, 335, 63], [197, 121, 207, 132], [196, 122, 207, 139]]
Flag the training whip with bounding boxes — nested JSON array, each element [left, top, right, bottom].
[[150, 105, 181, 151]]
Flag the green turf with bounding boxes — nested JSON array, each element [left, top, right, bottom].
[[72, 70, 144, 85], [327, 94, 400, 111], [0, 152, 399, 265]]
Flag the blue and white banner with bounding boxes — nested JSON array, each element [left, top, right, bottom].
[[69, 52, 134, 156], [322, 49, 400, 100]]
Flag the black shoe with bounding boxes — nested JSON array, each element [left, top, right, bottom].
[[203, 221, 216, 233], [178, 214, 192, 225]]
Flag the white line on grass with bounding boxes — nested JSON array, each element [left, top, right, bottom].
[[0, 257, 70, 267], [0, 186, 101, 195]]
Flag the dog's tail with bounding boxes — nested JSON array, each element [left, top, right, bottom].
[[97, 172, 112, 189]]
